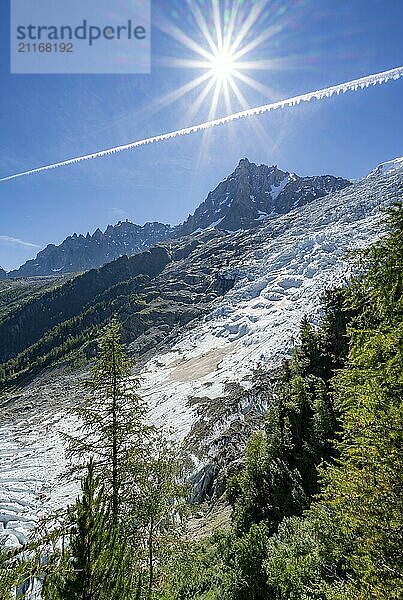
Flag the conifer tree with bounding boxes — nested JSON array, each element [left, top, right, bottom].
[[59, 319, 187, 599], [318, 202, 403, 597], [43, 460, 139, 600], [258, 203, 403, 599], [129, 433, 188, 599], [0, 551, 34, 600], [64, 317, 151, 524]]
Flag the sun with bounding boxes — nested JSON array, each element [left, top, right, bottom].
[[209, 48, 237, 82], [154, 0, 281, 135]]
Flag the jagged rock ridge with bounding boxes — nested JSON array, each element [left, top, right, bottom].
[[0, 267, 7, 280], [9, 159, 351, 278], [9, 221, 173, 278]]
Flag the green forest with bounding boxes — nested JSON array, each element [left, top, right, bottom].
[[1, 202, 402, 599]]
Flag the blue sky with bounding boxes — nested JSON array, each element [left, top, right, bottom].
[[1, 0, 402, 271]]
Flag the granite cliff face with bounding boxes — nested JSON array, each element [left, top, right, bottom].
[[9, 159, 350, 278]]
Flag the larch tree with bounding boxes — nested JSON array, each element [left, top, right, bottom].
[[42, 460, 139, 600], [64, 317, 152, 524]]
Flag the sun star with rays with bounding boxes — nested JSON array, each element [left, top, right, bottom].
[[156, 0, 282, 124]]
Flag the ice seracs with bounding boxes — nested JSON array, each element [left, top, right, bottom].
[[138, 165, 403, 484]]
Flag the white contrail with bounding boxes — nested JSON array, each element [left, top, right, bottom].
[[1, 65, 402, 183]]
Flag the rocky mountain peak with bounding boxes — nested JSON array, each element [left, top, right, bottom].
[[9, 159, 351, 278], [235, 156, 253, 173], [92, 228, 103, 241], [178, 158, 350, 235], [0, 266, 7, 280]]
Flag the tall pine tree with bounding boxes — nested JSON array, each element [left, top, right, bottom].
[[64, 318, 151, 524]]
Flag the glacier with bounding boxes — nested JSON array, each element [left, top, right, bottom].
[[1, 162, 402, 560]]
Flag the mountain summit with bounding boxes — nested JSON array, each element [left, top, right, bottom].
[[9, 159, 351, 277], [178, 158, 350, 234]]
